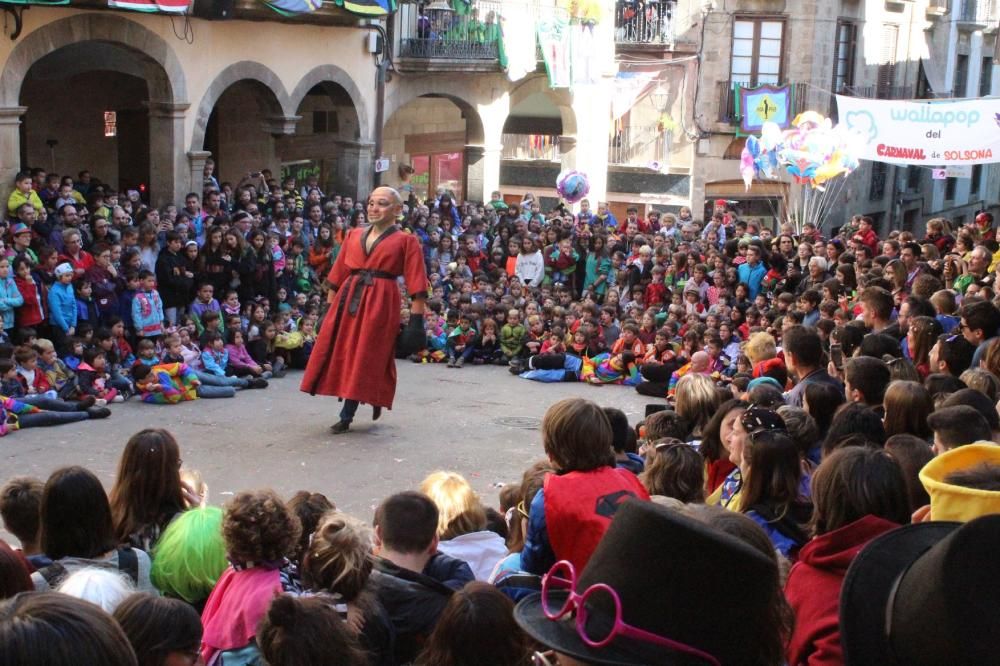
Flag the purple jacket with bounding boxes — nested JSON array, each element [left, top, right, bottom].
[[224, 343, 257, 370]]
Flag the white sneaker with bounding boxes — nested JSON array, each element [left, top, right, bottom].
[[111, 395, 124, 403], [95, 399, 108, 407]]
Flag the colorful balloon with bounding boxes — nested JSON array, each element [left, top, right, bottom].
[[556, 170, 590, 204]]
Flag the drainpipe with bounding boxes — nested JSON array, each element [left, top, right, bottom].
[[367, 22, 392, 188]]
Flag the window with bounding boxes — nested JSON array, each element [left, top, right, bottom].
[[833, 21, 858, 94], [877, 24, 899, 98], [907, 165, 922, 192], [981, 57, 993, 96], [972, 164, 984, 196], [870, 162, 888, 201], [730, 18, 785, 87], [312, 110, 339, 134], [408, 152, 463, 201], [945, 176, 957, 201], [955, 54, 969, 98]]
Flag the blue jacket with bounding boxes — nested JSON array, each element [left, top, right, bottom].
[[48, 281, 77, 333], [131, 290, 164, 337], [0, 276, 23, 331], [520, 488, 555, 576], [737, 261, 767, 300], [201, 348, 229, 376]]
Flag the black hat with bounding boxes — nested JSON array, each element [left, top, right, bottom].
[[514, 500, 778, 665], [841, 514, 1000, 665]]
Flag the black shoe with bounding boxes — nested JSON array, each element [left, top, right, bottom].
[[373, 406, 382, 421], [86, 406, 111, 419], [330, 420, 351, 434], [76, 395, 97, 410], [250, 378, 269, 389]]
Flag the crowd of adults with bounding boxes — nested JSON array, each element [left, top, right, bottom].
[[1, 161, 999, 664]]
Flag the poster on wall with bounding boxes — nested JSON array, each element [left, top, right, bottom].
[[739, 85, 791, 134], [836, 94, 1000, 165]]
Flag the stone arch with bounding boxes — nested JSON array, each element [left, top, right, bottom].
[[0, 12, 187, 106], [384, 78, 489, 144], [289, 65, 370, 142], [508, 75, 577, 137], [191, 61, 293, 152]]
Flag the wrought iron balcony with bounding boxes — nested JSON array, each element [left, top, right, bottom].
[[958, 0, 995, 26], [395, 0, 504, 70], [841, 84, 915, 100], [608, 124, 665, 166], [716, 81, 808, 125], [501, 134, 560, 161], [614, 0, 674, 46]]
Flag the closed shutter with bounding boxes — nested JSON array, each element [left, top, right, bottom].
[[877, 24, 898, 98]]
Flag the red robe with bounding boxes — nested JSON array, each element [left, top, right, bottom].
[[300, 225, 428, 409]]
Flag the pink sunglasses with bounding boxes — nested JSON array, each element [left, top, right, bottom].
[[540, 560, 720, 666]]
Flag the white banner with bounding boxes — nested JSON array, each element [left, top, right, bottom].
[[836, 94, 1000, 165]]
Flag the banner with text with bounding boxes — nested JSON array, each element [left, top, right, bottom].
[[835, 95, 1000, 166]]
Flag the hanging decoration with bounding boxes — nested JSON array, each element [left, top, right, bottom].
[[108, 0, 188, 12], [740, 111, 865, 231]]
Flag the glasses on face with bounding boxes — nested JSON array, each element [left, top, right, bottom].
[[540, 560, 720, 664]]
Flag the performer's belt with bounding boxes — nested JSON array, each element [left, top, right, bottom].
[[347, 269, 396, 315]]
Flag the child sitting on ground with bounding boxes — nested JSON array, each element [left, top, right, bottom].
[[76, 348, 121, 403], [521, 398, 650, 575], [34, 338, 80, 401], [225, 329, 270, 379]]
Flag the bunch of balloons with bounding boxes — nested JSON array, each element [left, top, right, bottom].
[[740, 111, 864, 190], [556, 170, 591, 204]]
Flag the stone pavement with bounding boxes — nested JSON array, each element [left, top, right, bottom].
[[0, 364, 653, 523]]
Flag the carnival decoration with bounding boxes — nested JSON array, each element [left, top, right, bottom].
[[556, 170, 590, 204]]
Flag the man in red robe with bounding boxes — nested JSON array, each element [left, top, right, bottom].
[[300, 187, 428, 434]]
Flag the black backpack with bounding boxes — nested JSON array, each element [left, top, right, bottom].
[[37, 546, 139, 587]]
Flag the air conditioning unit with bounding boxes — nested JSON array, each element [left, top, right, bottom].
[[926, 0, 949, 16]]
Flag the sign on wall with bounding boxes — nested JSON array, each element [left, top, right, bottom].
[[836, 94, 1000, 166], [739, 85, 791, 134]]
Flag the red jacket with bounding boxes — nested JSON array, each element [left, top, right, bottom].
[[545, 467, 650, 573], [784, 515, 900, 666]]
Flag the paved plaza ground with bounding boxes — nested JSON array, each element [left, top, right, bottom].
[[0, 364, 652, 523]]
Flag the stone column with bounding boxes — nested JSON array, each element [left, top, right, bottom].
[[464, 144, 485, 204], [334, 141, 374, 200], [146, 102, 190, 207], [0, 107, 26, 206], [187, 150, 212, 197], [558, 135, 577, 171]]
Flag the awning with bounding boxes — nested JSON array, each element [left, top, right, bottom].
[[705, 179, 788, 199]]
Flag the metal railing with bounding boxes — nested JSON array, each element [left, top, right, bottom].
[[716, 81, 808, 125], [608, 125, 665, 166], [501, 134, 560, 161], [841, 84, 915, 100], [397, 0, 503, 60], [614, 0, 674, 45], [959, 0, 995, 23]]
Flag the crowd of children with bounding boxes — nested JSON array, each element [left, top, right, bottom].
[[4, 167, 1000, 662]]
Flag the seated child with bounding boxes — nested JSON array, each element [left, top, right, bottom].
[[521, 398, 650, 575], [471, 317, 503, 365], [190, 283, 221, 335], [225, 329, 270, 379], [246, 321, 285, 378], [13, 346, 55, 397], [581, 351, 641, 386], [132, 362, 235, 403], [133, 339, 160, 367], [34, 338, 81, 401], [202, 332, 268, 389], [76, 348, 121, 403], [446, 314, 477, 368], [162, 333, 258, 391]]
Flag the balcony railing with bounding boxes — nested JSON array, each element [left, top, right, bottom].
[[608, 125, 665, 166], [841, 84, 915, 100], [614, 0, 674, 46], [396, 0, 503, 62], [717, 81, 808, 125], [959, 0, 995, 25], [501, 134, 560, 161]]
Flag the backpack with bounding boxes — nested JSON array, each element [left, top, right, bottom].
[[37, 546, 139, 587]]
